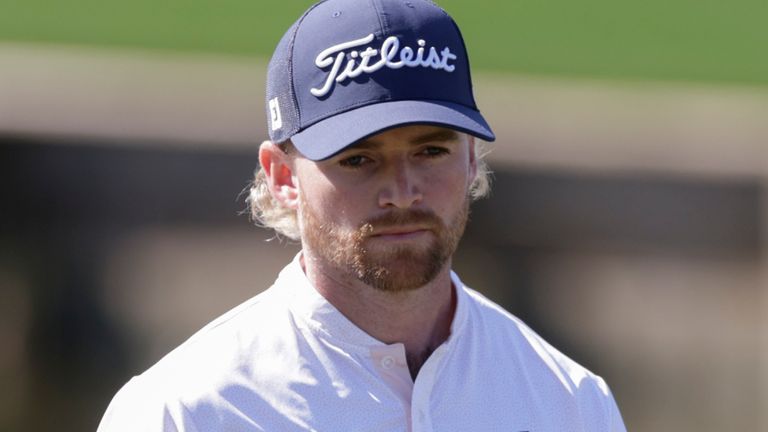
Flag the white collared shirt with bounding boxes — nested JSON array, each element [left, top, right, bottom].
[[98, 254, 626, 432]]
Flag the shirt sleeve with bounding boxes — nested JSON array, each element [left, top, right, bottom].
[[97, 377, 200, 432], [598, 377, 628, 432], [607, 394, 627, 432]]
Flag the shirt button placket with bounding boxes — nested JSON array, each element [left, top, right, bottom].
[[416, 409, 426, 424], [412, 406, 430, 432], [411, 373, 434, 430], [411, 345, 448, 432]]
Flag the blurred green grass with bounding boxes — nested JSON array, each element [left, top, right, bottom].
[[1, 0, 766, 85]]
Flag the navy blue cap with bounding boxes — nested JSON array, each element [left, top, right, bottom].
[[265, 0, 495, 161]]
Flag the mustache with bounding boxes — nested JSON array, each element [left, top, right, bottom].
[[360, 209, 443, 233]]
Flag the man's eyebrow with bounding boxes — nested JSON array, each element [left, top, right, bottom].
[[411, 129, 460, 145], [355, 129, 460, 149]]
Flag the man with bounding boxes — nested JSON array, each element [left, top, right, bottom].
[[99, 0, 627, 430]]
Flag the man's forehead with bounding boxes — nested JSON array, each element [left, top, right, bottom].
[[351, 126, 462, 151]]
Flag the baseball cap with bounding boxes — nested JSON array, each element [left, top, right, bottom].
[[265, 0, 495, 161]]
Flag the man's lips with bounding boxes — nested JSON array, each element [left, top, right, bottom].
[[369, 226, 432, 238], [362, 210, 442, 239]]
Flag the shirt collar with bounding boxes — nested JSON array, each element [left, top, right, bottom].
[[277, 252, 470, 353]]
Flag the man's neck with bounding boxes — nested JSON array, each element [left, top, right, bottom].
[[300, 252, 456, 378]]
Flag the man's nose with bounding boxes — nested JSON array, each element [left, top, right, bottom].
[[378, 159, 423, 209]]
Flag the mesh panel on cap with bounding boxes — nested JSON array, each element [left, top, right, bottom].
[[265, 20, 302, 144]]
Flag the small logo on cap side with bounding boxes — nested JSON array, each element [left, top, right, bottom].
[[310, 34, 457, 98], [269, 97, 283, 131]]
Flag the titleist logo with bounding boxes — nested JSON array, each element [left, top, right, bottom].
[[310, 34, 457, 98]]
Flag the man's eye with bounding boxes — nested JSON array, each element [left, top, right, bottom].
[[421, 146, 449, 157], [339, 155, 370, 168]]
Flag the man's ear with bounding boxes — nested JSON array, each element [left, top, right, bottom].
[[467, 135, 478, 185], [259, 140, 299, 210]]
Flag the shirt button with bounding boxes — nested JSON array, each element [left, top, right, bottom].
[[380, 355, 395, 369]]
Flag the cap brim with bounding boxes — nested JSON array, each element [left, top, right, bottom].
[[290, 100, 495, 161]]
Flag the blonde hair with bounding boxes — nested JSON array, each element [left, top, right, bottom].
[[247, 139, 492, 240]]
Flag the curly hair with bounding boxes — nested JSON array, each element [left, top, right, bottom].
[[247, 140, 492, 240]]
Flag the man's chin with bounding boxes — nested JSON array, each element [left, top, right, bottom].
[[354, 245, 447, 292], [358, 267, 435, 293]]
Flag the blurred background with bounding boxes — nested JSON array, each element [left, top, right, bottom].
[[1, 0, 766, 430]]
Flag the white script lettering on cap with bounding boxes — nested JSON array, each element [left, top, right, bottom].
[[310, 34, 457, 98]]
